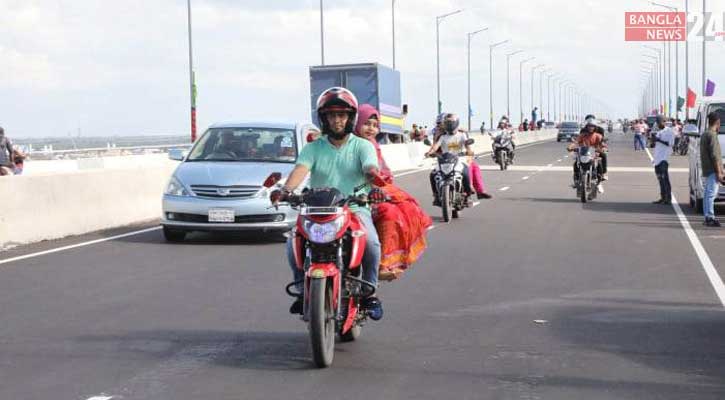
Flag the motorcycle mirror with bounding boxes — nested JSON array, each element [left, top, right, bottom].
[[424, 138, 432, 146], [465, 138, 475, 146]]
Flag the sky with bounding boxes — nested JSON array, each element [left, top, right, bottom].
[[1, 0, 723, 138]]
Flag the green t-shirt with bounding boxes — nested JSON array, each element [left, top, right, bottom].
[[296, 134, 379, 213]]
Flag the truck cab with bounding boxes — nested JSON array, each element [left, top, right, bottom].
[[686, 97, 725, 212]]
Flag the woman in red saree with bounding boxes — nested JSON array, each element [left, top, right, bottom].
[[355, 104, 433, 281]]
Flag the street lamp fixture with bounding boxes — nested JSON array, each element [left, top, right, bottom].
[[466, 27, 489, 131]]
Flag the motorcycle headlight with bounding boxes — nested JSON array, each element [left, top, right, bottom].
[[165, 176, 189, 196], [580, 155, 592, 164], [440, 163, 455, 175], [302, 216, 345, 243]]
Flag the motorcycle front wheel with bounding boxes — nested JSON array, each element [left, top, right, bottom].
[[309, 278, 335, 368], [580, 170, 589, 203], [441, 184, 452, 223], [499, 151, 507, 171]]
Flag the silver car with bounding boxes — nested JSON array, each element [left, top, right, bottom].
[[686, 98, 725, 212], [161, 121, 318, 241]]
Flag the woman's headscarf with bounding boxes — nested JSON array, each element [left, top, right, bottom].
[[355, 104, 380, 137]]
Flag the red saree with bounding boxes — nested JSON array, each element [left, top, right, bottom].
[[371, 143, 432, 281]]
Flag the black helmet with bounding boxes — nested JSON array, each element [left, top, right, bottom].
[[316, 87, 359, 135], [443, 113, 459, 134]]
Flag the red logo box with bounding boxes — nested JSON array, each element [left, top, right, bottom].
[[625, 12, 686, 41]]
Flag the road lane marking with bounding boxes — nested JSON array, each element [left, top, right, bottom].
[[557, 159, 562, 162], [472, 201, 481, 207], [644, 148, 725, 308], [0, 227, 162, 266], [547, 163, 553, 167], [499, 186, 510, 191], [522, 176, 530, 180], [86, 396, 114, 400]]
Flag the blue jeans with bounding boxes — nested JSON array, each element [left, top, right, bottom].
[[287, 211, 380, 291], [703, 173, 720, 219], [634, 134, 645, 150]]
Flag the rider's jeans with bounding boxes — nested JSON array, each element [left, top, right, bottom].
[[287, 210, 381, 292], [703, 173, 720, 219]]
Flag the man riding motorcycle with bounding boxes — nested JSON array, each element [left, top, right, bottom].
[[568, 119, 607, 187], [272, 87, 384, 320], [425, 113, 485, 204], [491, 116, 516, 162], [579, 115, 608, 180]]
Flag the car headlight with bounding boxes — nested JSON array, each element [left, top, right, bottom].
[[302, 216, 345, 243], [165, 176, 189, 196]]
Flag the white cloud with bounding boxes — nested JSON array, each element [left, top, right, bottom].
[[0, 0, 723, 138]]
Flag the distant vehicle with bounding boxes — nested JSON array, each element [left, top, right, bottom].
[[309, 63, 405, 143], [544, 121, 556, 129], [686, 98, 725, 212], [557, 122, 580, 142], [161, 121, 317, 242]]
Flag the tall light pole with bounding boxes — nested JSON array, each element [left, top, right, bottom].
[[519, 57, 535, 123], [505, 50, 523, 118], [702, 0, 707, 98], [436, 9, 464, 114], [642, 55, 659, 106], [466, 27, 489, 132], [545, 71, 557, 122], [652, 3, 679, 119], [644, 46, 663, 113], [489, 39, 509, 129], [320, 0, 325, 65], [531, 64, 545, 122], [186, 0, 197, 142], [392, 0, 396, 69], [539, 68, 549, 122], [685, 0, 690, 119]]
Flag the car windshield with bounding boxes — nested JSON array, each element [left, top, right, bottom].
[[708, 104, 725, 134], [187, 127, 298, 163], [562, 122, 579, 129]]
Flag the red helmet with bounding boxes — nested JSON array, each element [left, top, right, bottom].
[[316, 87, 359, 134]]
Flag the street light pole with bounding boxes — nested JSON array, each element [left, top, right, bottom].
[[505, 50, 523, 118], [644, 46, 663, 113], [320, 0, 325, 65], [531, 64, 544, 122], [519, 57, 535, 123], [702, 0, 707, 97], [489, 39, 509, 129], [436, 9, 464, 114], [392, 0, 396, 69], [186, 0, 196, 142], [466, 27, 488, 132]]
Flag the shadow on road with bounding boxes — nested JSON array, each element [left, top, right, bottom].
[[514, 197, 679, 215], [74, 330, 316, 371], [116, 230, 287, 246], [549, 302, 725, 390]]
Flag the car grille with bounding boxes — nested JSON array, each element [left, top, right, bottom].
[[190, 185, 262, 199], [166, 213, 286, 223]]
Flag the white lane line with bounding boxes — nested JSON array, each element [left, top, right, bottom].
[[427, 225, 437, 231], [393, 168, 428, 178], [499, 186, 510, 191], [522, 176, 530, 180], [86, 396, 114, 400], [547, 163, 553, 167], [472, 201, 481, 207], [0, 227, 162, 266], [557, 159, 562, 162], [644, 148, 725, 307]]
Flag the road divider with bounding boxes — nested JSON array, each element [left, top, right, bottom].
[[0, 129, 558, 249]]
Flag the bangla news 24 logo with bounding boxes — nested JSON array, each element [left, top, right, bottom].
[[625, 12, 725, 41]]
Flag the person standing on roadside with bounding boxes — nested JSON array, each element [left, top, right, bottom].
[[634, 119, 647, 151], [652, 116, 675, 205], [0, 127, 15, 176], [701, 112, 724, 227]]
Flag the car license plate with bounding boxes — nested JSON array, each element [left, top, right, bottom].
[[208, 208, 235, 223]]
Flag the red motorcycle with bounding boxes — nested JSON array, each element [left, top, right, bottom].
[[271, 182, 381, 368]]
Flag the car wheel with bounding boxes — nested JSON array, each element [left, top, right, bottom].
[[163, 226, 186, 242]]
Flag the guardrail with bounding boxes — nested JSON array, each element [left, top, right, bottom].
[[0, 129, 557, 250]]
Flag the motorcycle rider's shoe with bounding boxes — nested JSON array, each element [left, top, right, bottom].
[[364, 297, 384, 321], [477, 192, 492, 199], [601, 174, 609, 181], [289, 297, 303, 315], [652, 199, 665, 205], [597, 184, 605, 194], [704, 218, 722, 227], [466, 196, 474, 207]]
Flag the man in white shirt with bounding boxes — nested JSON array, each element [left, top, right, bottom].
[[652, 116, 675, 205]]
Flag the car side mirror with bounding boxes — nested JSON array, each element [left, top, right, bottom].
[[465, 138, 475, 146], [168, 148, 186, 161], [683, 124, 700, 137]]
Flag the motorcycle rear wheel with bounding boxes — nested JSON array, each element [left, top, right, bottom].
[[309, 278, 335, 368]]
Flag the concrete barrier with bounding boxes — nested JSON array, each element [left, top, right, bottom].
[[0, 129, 557, 249]]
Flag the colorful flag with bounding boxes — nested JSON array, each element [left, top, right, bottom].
[[705, 79, 716, 97], [677, 96, 685, 111], [687, 88, 697, 108]]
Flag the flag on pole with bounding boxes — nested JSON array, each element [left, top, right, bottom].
[[687, 87, 697, 108], [705, 79, 716, 97], [677, 96, 685, 112]]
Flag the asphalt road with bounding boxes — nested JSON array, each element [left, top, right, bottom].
[[2, 131, 725, 400]]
